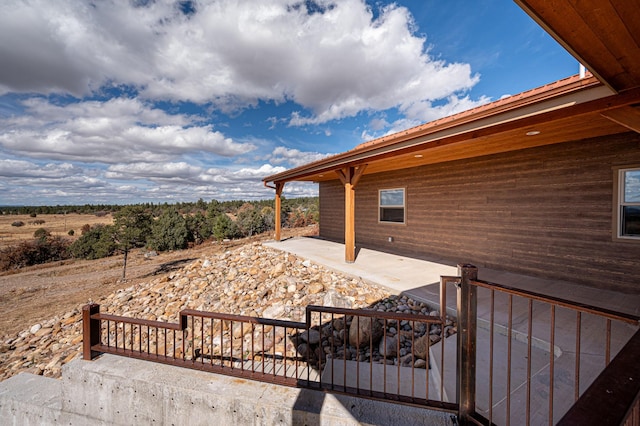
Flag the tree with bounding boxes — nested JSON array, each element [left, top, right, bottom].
[[186, 211, 212, 244], [113, 206, 152, 281], [236, 203, 268, 237], [69, 224, 117, 260], [149, 208, 189, 251], [195, 198, 207, 212], [212, 214, 239, 241], [260, 206, 275, 232], [207, 199, 223, 219]]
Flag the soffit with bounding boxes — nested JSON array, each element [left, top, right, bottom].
[[515, 0, 640, 93], [266, 84, 640, 184]]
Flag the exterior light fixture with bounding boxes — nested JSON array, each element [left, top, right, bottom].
[[414, 154, 423, 158], [526, 130, 541, 136]]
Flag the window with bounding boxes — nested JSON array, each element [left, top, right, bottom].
[[617, 168, 640, 239], [379, 188, 405, 223]]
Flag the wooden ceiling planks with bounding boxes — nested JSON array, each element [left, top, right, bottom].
[[515, 0, 640, 92], [300, 112, 629, 182]]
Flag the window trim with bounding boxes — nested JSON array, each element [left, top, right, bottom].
[[613, 166, 640, 242], [378, 187, 406, 224]]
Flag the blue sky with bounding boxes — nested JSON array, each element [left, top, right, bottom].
[[0, 0, 579, 205]]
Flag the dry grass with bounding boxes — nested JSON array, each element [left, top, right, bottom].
[[0, 213, 114, 250], [0, 223, 318, 339]]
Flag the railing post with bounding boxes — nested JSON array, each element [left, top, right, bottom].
[[456, 264, 478, 424], [83, 303, 101, 360]]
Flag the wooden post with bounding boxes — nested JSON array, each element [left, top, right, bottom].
[[336, 165, 366, 263], [274, 182, 284, 241], [345, 179, 355, 262], [83, 303, 101, 360]]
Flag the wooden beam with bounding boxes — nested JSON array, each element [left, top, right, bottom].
[[335, 168, 347, 186], [274, 182, 284, 241], [340, 166, 365, 263], [344, 176, 355, 263], [351, 164, 367, 188], [601, 106, 640, 133]]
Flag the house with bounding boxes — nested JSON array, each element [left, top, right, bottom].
[[263, 0, 640, 293]]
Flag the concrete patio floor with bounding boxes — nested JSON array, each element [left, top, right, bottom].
[[264, 236, 640, 317], [265, 236, 640, 424]]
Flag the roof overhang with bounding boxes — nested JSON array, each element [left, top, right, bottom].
[[515, 0, 640, 94], [264, 76, 640, 185]]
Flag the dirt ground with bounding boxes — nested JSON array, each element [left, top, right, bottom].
[[0, 217, 317, 340]]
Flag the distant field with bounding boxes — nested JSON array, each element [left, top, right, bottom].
[[0, 213, 114, 250]]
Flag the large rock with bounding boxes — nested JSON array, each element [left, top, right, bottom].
[[413, 334, 429, 360], [378, 335, 398, 358], [323, 290, 352, 308], [348, 316, 383, 348]]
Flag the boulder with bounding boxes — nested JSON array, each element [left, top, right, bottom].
[[348, 316, 383, 347]]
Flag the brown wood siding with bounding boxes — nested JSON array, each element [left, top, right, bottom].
[[319, 179, 345, 243], [319, 132, 640, 292]]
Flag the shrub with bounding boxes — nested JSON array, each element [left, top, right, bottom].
[[68, 229, 75, 236], [34, 228, 51, 240], [69, 224, 117, 259], [237, 204, 268, 237], [0, 237, 71, 271], [185, 211, 212, 244], [212, 214, 240, 241], [149, 208, 189, 251], [11, 221, 24, 227]]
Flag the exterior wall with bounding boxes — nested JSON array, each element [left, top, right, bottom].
[[319, 132, 640, 292], [319, 179, 345, 243]]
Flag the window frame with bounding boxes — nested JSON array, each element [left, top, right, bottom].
[[613, 166, 640, 241], [378, 187, 406, 224]]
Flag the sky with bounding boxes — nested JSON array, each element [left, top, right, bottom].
[[0, 0, 580, 206]]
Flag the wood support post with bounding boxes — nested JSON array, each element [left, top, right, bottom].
[[345, 180, 355, 262], [336, 165, 366, 263], [274, 182, 284, 241], [83, 303, 101, 360]]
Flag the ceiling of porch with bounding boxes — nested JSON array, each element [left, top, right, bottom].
[[515, 0, 640, 93]]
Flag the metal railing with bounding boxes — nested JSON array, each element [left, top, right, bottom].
[[83, 299, 454, 412], [443, 266, 640, 425], [83, 263, 640, 425]]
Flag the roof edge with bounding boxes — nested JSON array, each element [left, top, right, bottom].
[[263, 74, 603, 184]]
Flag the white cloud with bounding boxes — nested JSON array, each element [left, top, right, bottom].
[[269, 147, 332, 167], [0, 0, 481, 125], [403, 94, 492, 123], [360, 94, 492, 142], [0, 159, 81, 178], [0, 97, 255, 164], [0, 157, 301, 205]]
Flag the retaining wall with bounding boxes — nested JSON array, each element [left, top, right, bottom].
[[0, 354, 453, 425]]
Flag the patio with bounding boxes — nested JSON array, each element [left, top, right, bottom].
[[264, 236, 640, 317], [264, 236, 640, 424]]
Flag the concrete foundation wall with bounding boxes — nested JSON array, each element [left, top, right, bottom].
[[0, 354, 453, 425]]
